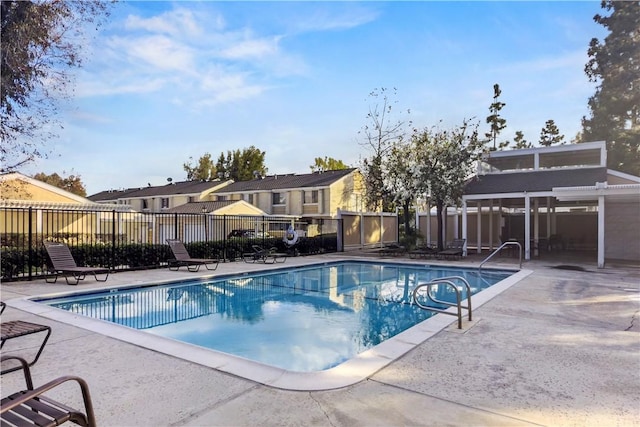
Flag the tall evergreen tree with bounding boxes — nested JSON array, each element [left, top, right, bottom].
[[485, 84, 508, 150], [512, 131, 532, 149], [582, 1, 640, 175], [539, 120, 565, 146]]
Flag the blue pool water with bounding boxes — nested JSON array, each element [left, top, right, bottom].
[[37, 261, 512, 372]]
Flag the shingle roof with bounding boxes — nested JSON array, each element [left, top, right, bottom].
[[164, 200, 238, 214], [213, 169, 356, 193], [88, 180, 226, 201], [464, 167, 608, 195]]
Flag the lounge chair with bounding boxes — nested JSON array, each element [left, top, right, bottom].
[[378, 243, 406, 257], [437, 239, 466, 260], [43, 241, 109, 285], [1, 355, 96, 427], [166, 239, 219, 272], [408, 243, 438, 259], [243, 245, 287, 264]]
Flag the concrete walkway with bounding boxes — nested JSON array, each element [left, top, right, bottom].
[[1, 254, 639, 426]]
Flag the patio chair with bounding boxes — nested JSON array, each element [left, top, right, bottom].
[[43, 241, 110, 286], [166, 239, 219, 272], [242, 245, 287, 264], [1, 355, 96, 427], [437, 239, 466, 260], [408, 243, 438, 259], [379, 243, 406, 257]]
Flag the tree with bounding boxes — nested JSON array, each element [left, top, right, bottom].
[[183, 153, 217, 181], [512, 131, 532, 149], [1, 1, 111, 171], [32, 172, 87, 197], [412, 120, 484, 251], [310, 157, 350, 172], [582, 0, 640, 175], [539, 119, 565, 146], [215, 146, 267, 181], [358, 87, 411, 211], [485, 84, 508, 150], [385, 140, 418, 241]]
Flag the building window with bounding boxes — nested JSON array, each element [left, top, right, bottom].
[[304, 190, 318, 204], [245, 194, 254, 204], [187, 196, 194, 203], [161, 198, 169, 209], [142, 199, 149, 209], [272, 192, 286, 205], [217, 195, 227, 201]]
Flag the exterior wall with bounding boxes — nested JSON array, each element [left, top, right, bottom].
[[255, 192, 272, 214], [289, 189, 303, 216], [327, 172, 364, 217], [2, 180, 80, 203], [605, 200, 640, 262]]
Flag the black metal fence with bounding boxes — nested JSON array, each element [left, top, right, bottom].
[[1, 207, 342, 282]]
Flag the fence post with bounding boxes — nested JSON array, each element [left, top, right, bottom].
[[174, 213, 178, 240], [111, 210, 116, 269], [28, 207, 33, 281], [223, 215, 227, 262]]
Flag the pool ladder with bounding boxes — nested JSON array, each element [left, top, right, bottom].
[[412, 276, 472, 329], [478, 241, 522, 271]]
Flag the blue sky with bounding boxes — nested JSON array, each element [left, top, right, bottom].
[[25, 1, 607, 195]]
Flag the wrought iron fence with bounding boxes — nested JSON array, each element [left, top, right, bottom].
[[0, 207, 342, 282]]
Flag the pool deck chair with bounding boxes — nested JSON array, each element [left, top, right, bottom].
[[43, 241, 109, 285], [243, 245, 287, 264], [166, 239, 219, 272], [1, 355, 96, 427], [437, 239, 466, 260]]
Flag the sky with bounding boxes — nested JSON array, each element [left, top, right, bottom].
[[23, 1, 608, 196]]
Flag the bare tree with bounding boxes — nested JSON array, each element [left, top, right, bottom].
[[1, 1, 111, 171]]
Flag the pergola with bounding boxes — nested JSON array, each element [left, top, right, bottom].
[[460, 141, 640, 268]]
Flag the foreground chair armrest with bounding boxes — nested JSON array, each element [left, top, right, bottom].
[[1, 355, 96, 427]]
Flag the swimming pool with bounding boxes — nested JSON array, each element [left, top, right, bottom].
[[34, 261, 515, 372]]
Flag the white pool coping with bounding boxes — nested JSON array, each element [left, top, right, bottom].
[[8, 264, 532, 391]]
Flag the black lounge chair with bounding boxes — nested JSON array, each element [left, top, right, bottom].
[[166, 239, 219, 272], [437, 239, 466, 260], [379, 243, 406, 257], [243, 245, 287, 264], [1, 355, 96, 427], [408, 243, 438, 259], [44, 241, 109, 285]]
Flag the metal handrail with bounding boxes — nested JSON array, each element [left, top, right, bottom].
[[479, 241, 522, 271], [412, 276, 472, 329]]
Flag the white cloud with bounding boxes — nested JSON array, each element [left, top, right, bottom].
[[220, 36, 281, 59], [124, 8, 213, 38]]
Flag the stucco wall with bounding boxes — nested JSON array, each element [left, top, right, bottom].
[[605, 200, 640, 262]]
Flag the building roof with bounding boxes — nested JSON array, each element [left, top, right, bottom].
[[88, 180, 229, 201], [464, 167, 608, 195], [213, 169, 357, 194], [164, 200, 239, 214]]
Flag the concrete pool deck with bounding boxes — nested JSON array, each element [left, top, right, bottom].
[[1, 252, 639, 426]]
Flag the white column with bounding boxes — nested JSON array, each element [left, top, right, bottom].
[[489, 200, 494, 251], [524, 195, 531, 260], [546, 197, 551, 238], [476, 200, 482, 253], [461, 201, 468, 256], [533, 198, 539, 257], [36, 209, 43, 233], [598, 195, 605, 268]]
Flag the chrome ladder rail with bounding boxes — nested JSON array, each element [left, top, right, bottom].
[[412, 276, 472, 329], [478, 241, 522, 271]]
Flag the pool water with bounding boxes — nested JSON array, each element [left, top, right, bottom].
[[37, 261, 512, 372]]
